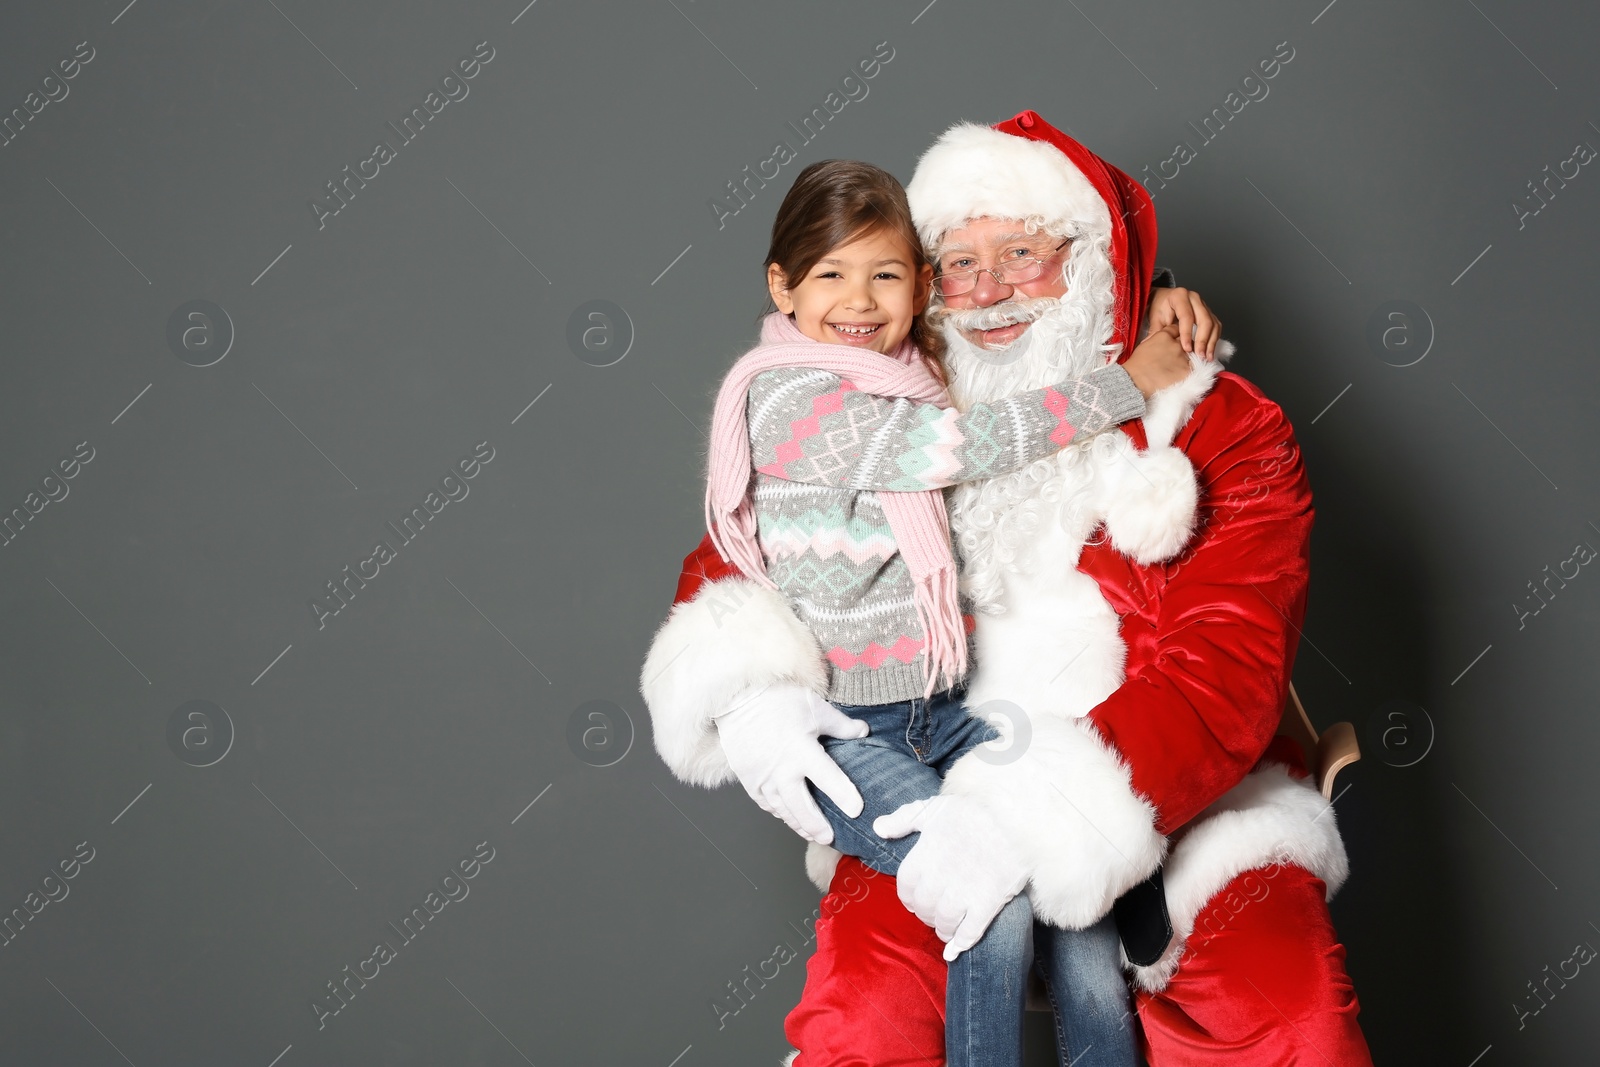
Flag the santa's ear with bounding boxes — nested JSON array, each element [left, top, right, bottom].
[[767, 263, 795, 315]]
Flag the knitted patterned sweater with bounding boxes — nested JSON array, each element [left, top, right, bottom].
[[746, 361, 1145, 705]]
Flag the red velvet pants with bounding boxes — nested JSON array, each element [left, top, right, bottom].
[[785, 857, 1372, 1067]]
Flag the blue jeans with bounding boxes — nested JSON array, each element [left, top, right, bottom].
[[808, 685, 1139, 1067]]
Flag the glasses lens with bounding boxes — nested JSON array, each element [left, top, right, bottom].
[[998, 259, 1046, 285], [933, 271, 976, 297]]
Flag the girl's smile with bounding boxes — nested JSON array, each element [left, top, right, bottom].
[[767, 227, 932, 355]]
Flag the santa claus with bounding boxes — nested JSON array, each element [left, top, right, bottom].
[[642, 110, 1372, 1065]]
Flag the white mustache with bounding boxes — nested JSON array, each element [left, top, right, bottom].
[[932, 295, 1062, 335]]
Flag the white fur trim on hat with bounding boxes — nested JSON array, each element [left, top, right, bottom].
[[906, 122, 1112, 250], [639, 576, 827, 788]]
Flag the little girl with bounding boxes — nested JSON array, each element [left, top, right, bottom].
[[699, 159, 1198, 1067]]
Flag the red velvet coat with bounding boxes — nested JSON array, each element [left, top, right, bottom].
[[674, 368, 1311, 836], [664, 372, 1370, 1064]]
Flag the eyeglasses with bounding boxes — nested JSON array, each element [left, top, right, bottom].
[[931, 238, 1072, 298]]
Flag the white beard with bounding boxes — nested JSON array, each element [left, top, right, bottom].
[[935, 238, 1121, 407], [938, 237, 1124, 615]]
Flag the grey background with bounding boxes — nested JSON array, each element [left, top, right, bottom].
[[0, 0, 1595, 1063]]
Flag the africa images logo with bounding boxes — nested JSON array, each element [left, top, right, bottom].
[[309, 442, 496, 630]]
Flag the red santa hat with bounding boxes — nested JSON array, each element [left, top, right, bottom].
[[905, 109, 1159, 361]]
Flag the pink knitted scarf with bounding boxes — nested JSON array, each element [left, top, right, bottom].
[[705, 312, 967, 698]]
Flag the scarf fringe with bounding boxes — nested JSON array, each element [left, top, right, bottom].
[[705, 492, 776, 590], [912, 562, 968, 699]]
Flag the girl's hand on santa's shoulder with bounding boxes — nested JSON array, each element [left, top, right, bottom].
[[1145, 286, 1222, 359], [1124, 324, 1190, 399]]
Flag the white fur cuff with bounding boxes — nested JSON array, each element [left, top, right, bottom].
[[1127, 763, 1350, 993], [639, 577, 827, 788], [1139, 344, 1231, 451], [805, 840, 844, 893], [939, 714, 1165, 930]]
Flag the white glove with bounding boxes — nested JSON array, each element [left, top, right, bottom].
[[874, 794, 1030, 961], [713, 683, 869, 846]]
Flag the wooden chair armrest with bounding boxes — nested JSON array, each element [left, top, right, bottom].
[[1316, 721, 1361, 800]]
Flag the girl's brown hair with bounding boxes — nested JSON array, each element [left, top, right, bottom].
[[764, 159, 947, 384]]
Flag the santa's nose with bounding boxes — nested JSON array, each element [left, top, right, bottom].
[[968, 269, 1014, 307]]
